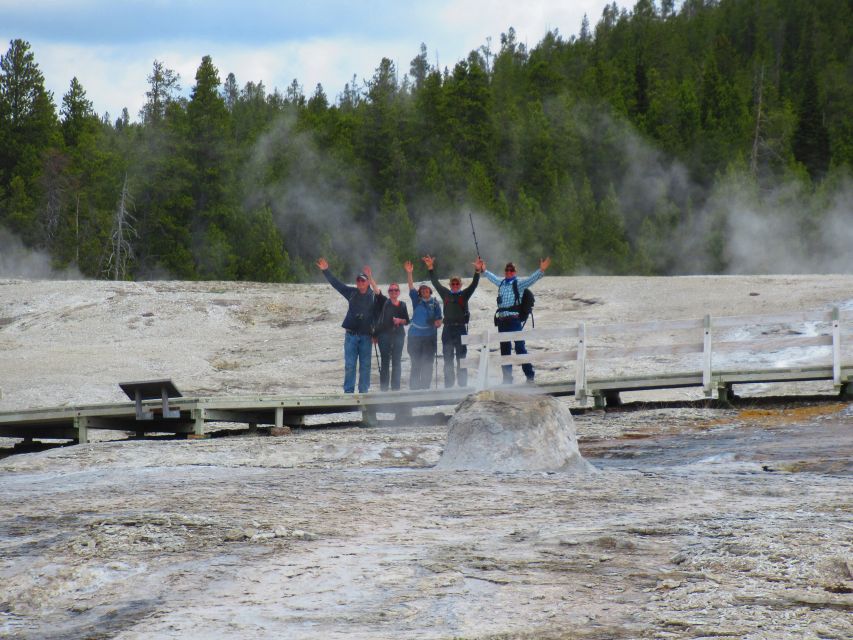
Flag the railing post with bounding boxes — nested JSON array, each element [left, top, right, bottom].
[[575, 322, 587, 405], [702, 314, 713, 397], [832, 306, 841, 389], [476, 330, 491, 391]]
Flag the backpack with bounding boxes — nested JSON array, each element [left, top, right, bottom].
[[513, 280, 535, 326], [442, 291, 470, 325], [495, 279, 535, 327]]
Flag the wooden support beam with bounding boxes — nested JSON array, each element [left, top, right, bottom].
[[716, 382, 737, 404], [192, 408, 205, 437], [575, 322, 587, 405], [593, 390, 622, 409], [74, 415, 89, 445], [832, 306, 841, 389], [361, 408, 378, 427], [702, 314, 713, 398]]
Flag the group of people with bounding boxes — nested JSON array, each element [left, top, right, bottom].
[[317, 254, 551, 394]]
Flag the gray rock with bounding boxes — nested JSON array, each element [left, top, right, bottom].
[[436, 390, 597, 473]]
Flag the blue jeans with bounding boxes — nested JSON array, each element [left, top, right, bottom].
[[377, 330, 405, 391], [344, 332, 372, 393], [496, 316, 533, 383]]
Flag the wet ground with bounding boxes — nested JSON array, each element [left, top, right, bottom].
[[1, 397, 851, 640], [584, 401, 853, 475]]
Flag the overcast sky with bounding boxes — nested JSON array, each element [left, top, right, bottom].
[[1, 0, 613, 122]]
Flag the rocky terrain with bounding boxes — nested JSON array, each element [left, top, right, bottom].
[[0, 274, 851, 639]]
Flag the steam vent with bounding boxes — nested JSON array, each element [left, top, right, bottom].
[[436, 390, 597, 473]]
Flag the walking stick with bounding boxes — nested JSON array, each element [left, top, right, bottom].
[[374, 341, 382, 383], [434, 350, 439, 389], [468, 210, 481, 258]]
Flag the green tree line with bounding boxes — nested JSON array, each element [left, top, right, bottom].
[[1, 0, 850, 281]]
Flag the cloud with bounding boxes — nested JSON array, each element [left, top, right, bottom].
[[2, 1, 611, 119]]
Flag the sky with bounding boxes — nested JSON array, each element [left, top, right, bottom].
[[0, 0, 612, 122]]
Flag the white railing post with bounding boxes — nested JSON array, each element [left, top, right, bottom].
[[702, 314, 713, 397], [832, 306, 841, 389], [476, 330, 491, 391], [575, 322, 587, 405]]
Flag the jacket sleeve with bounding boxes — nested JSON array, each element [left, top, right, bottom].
[[428, 269, 450, 299], [322, 269, 354, 298], [483, 270, 502, 286], [373, 292, 387, 324], [401, 302, 410, 324], [463, 271, 480, 300], [517, 269, 544, 291]]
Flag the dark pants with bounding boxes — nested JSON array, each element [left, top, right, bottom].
[[496, 316, 533, 384], [377, 330, 405, 391], [407, 334, 436, 390], [441, 324, 468, 387]]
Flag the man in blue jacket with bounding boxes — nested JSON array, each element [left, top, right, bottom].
[[483, 257, 551, 384], [316, 257, 376, 394]]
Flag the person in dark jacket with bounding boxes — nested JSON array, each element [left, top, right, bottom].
[[423, 254, 484, 388], [316, 257, 376, 394], [404, 259, 443, 390], [369, 274, 409, 391]]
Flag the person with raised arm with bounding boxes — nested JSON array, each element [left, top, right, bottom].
[[423, 254, 484, 388], [368, 270, 409, 391], [404, 260, 443, 390], [316, 257, 376, 394], [483, 257, 551, 384]]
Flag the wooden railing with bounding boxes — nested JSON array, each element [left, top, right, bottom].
[[461, 307, 853, 403]]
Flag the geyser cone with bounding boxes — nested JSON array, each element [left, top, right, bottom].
[[436, 390, 597, 473]]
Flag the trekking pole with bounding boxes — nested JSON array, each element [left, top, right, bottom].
[[468, 211, 481, 258], [434, 351, 440, 389], [373, 342, 382, 383]]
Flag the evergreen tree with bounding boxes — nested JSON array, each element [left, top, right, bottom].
[[0, 39, 60, 243], [140, 60, 181, 125]]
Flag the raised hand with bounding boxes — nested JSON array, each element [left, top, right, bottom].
[[403, 260, 414, 274], [540, 256, 552, 271], [473, 257, 485, 273], [316, 257, 329, 270], [363, 265, 373, 278], [422, 255, 435, 270]]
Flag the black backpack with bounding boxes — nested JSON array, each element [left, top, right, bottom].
[[513, 280, 535, 326], [442, 291, 471, 325], [495, 280, 535, 327]]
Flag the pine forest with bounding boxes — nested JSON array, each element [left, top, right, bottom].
[[1, 0, 851, 281]]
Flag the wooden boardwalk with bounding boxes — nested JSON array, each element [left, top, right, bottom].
[[1, 307, 851, 444]]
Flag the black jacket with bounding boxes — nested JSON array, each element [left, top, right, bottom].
[[322, 269, 375, 334]]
